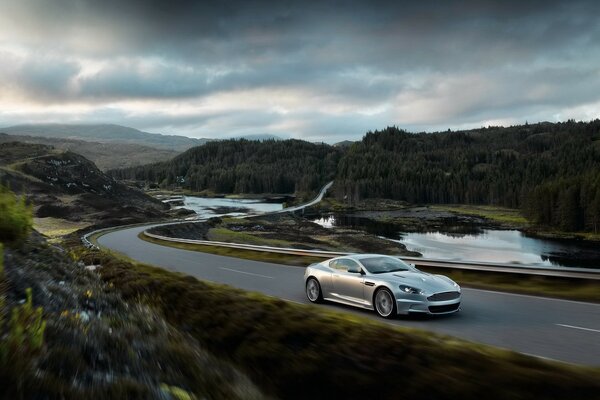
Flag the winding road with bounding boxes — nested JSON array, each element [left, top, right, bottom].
[[98, 224, 600, 366]]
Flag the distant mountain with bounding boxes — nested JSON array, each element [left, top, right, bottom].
[[0, 133, 179, 171], [333, 140, 355, 147], [0, 123, 209, 152], [234, 134, 283, 141]]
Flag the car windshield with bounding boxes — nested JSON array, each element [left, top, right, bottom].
[[359, 257, 413, 274]]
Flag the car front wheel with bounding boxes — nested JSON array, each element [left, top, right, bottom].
[[374, 288, 396, 318], [306, 277, 323, 303]]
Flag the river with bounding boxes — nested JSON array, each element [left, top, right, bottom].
[[313, 214, 600, 270], [176, 196, 283, 219], [172, 196, 600, 269]]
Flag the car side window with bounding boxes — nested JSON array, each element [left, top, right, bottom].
[[329, 259, 348, 271], [338, 259, 361, 273]]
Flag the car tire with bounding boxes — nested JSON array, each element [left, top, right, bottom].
[[374, 288, 396, 319], [306, 277, 323, 303]]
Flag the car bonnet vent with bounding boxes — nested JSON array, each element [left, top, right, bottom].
[[392, 274, 406, 278]]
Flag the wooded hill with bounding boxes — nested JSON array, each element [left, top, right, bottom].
[[109, 139, 341, 195], [110, 120, 600, 233], [335, 121, 600, 232]]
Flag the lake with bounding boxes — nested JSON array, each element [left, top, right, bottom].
[[176, 196, 283, 219], [312, 214, 600, 270]]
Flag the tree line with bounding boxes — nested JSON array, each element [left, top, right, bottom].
[[335, 121, 600, 233], [110, 121, 600, 233], [109, 139, 341, 195]]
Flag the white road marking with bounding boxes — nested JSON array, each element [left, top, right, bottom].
[[220, 267, 274, 279], [556, 324, 600, 333]]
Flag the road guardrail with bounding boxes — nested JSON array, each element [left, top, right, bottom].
[[142, 231, 600, 280]]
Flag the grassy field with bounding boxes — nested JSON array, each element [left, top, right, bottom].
[[139, 233, 600, 302], [431, 204, 529, 225], [70, 244, 600, 400]]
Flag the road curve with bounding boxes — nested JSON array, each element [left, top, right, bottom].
[[98, 224, 600, 366]]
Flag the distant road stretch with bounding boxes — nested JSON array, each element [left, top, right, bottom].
[[99, 224, 600, 366]]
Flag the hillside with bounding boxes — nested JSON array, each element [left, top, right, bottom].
[[110, 139, 341, 195], [0, 141, 167, 226], [0, 123, 208, 152], [0, 133, 179, 170], [335, 121, 600, 232]]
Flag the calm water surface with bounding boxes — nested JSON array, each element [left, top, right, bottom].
[[178, 196, 283, 219], [313, 215, 600, 269]]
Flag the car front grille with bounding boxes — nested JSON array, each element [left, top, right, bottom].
[[427, 291, 460, 302], [428, 303, 460, 313]]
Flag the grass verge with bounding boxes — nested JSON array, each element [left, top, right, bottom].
[[71, 244, 600, 400], [208, 227, 293, 247], [140, 233, 600, 302], [141, 232, 325, 266]]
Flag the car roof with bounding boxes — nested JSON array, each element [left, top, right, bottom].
[[339, 254, 397, 261]]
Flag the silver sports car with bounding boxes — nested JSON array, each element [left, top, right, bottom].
[[304, 254, 461, 318]]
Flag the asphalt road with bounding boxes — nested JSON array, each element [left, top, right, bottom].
[[99, 224, 600, 366]]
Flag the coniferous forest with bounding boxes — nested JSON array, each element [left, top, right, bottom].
[[336, 121, 600, 233], [110, 120, 600, 233], [110, 139, 341, 195]]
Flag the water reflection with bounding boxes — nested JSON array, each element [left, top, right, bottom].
[[313, 215, 600, 269], [178, 196, 283, 219]]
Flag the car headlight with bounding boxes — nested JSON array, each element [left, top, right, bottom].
[[399, 285, 423, 295]]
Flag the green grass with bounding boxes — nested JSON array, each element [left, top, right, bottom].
[[432, 204, 529, 225], [0, 185, 33, 245], [139, 233, 600, 302], [208, 227, 293, 247], [71, 245, 600, 400], [0, 244, 47, 394]]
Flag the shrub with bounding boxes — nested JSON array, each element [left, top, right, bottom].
[[0, 287, 46, 366], [78, 248, 600, 400], [0, 186, 33, 245]]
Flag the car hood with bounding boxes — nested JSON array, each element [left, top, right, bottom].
[[375, 271, 457, 294]]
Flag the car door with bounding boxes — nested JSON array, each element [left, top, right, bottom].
[[331, 258, 365, 304]]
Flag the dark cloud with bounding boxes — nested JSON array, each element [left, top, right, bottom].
[[1, 0, 600, 141]]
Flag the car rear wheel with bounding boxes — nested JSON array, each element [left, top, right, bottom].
[[306, 277, 323, 303], [374, 288, 396, 318]]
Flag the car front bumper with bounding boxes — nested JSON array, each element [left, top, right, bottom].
[[396, 296, 461, 315]]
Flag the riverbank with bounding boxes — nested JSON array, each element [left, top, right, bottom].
[[314, 198, 600, 242]]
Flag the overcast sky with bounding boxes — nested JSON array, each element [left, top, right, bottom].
[[1, 0, 599, 142]]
